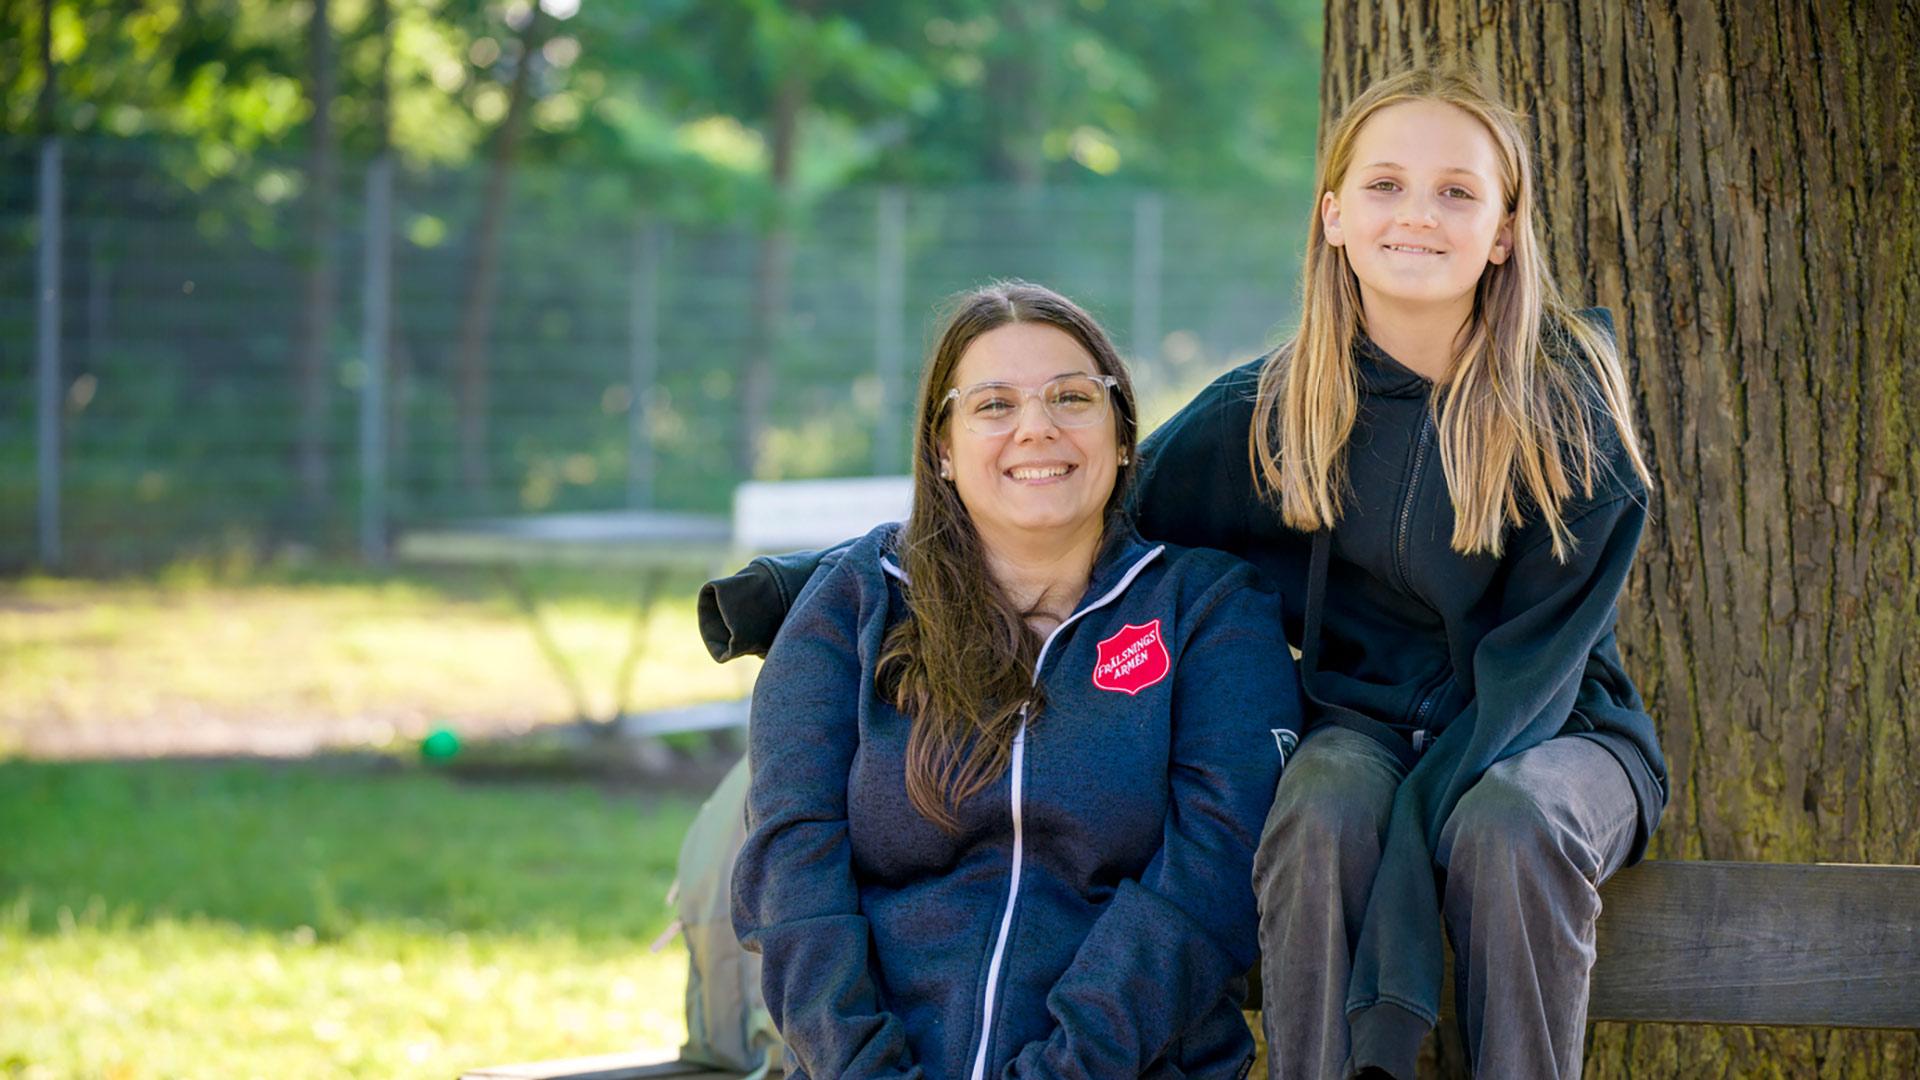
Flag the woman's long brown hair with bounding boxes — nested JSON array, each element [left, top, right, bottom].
[[878, 281, 1139, 832], [1252, 66, 1650, 560]]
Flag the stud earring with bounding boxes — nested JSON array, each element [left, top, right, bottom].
[[939, 462, 953, 480], [1118, 452, 1130, 467]]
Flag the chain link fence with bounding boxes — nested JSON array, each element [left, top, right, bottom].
[[2, 136, 1309, 570]]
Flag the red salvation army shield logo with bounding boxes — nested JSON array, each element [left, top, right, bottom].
[[1092, 619, 1171, 696]]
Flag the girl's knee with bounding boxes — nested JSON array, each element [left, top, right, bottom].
[[1259, 731, 1400, 873], [1440, 766, 1563, 875]]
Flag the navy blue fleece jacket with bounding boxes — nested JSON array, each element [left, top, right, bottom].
[[730, 523, 1301, 1080]]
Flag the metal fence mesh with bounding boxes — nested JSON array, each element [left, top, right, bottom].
[[2, 137, 1310, 569]]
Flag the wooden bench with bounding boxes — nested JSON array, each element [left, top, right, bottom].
[[463, 859, 1920, 1078]]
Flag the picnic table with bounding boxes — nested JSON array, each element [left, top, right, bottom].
[[397, 510, 733, 728], [395, 479, 913, 730]]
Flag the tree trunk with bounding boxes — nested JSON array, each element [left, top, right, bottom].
[[369, 0, 412, 527], [37, 0, 54, 133], [361, 0, 393, 560], [1321, 2, 1919, 1076], [296, 0, 337, 533], [986, 0, 1049, 188], [454, 5, 546, 506], [740, 67, 806, 480]]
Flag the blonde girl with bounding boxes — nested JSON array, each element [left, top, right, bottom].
[[1130, 66, 1663, 1079]]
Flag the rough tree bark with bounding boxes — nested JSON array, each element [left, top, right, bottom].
[[1321, 1, 1919, 1076]]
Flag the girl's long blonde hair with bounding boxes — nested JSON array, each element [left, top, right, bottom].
[[1252, 66, 1649, 560]]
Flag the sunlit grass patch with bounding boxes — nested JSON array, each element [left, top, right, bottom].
[[0, 760, 705, 1079], [0, 559, 759, 753], [1, 919, 690, 1080]]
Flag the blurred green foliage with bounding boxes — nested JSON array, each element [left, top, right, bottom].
[[0, 0, 1323, 568], [2, 0, 1323, 218]]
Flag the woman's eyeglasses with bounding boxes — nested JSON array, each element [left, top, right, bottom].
[[944, 374, 1120, 435]]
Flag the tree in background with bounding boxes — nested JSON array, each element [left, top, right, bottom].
[[452, 0, 550, 503], [631, 0, 934, 479], [1320, 1, 1918, 1076], [294, 0, 338, 528]]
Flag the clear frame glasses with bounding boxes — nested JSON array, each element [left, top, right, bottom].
[[944, 373, 1120, 435]]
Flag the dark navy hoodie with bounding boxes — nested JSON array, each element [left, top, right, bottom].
[[1128, 309, 1667, 1077], [730, 522, 1301, 1080]]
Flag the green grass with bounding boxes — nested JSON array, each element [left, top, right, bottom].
[[0, 759, 706, 1079], [0, 557, 760, 756]]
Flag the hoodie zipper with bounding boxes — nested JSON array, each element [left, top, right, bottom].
[[1396, 415, 1441, 752], [1394, 412, 1435, 598], [966, 544, 1166, 1080], [1408, 675, 1446, 753]]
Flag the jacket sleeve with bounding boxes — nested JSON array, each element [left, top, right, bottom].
[[729, 561, 922, 1080], [1344, 490, 1648, 1077], [698, 541, 850, 662], [1004, 569, 1300, 1079], [1127, 366, 1259, 555]]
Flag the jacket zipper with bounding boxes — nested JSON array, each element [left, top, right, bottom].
[[1397, 417, 1439, 754], [1413, 680, 1441, 728], [1394, 412, 1435, 596], [966, 544, 1166, 1080], [1409, 675, 1445, 752]]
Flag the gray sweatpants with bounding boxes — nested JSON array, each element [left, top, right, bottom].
[[1253, 726, 1639, 1080]]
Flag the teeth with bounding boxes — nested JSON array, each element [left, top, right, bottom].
[[1386, 244, 1439, 253], [1009, 465, 1071, 480]]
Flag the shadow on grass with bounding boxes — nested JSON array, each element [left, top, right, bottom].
[[0, 755, 705, 944], [8, 556, 728, 615]]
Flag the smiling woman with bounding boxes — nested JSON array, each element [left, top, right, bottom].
[[728, 281, 1302, 1079], [938, 326, 1125, 630]]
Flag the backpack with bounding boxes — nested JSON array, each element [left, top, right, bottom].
[[660, 757, 783, 1077]]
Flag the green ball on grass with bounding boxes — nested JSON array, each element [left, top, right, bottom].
[[420, 727, 461, 761]]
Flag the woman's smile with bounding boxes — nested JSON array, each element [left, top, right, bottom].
[[1004, 460, 1077, 484]]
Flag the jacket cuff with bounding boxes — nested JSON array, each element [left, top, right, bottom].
[[1346, 1000, 1427, 1080], [697, 562, 784, 662]]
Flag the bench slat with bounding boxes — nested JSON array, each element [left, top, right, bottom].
[[1589, 860, 1920, 1028], [468, 860, 1920, 1078]]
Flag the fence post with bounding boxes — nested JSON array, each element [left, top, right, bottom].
[[872, 187, 906, 474], [359, 153, 393, 563], [36, 136, 63, 569], [628, 221, 663, 509], [1131, 192, 1162, 368]]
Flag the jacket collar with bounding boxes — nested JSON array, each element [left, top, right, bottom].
[[1353, 332, 1435, 400], [878, 520, 1163, 609]]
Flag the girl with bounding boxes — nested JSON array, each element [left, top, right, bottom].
[[730, 282, 1302, 1079], [1129, 68, 1664, 1078]]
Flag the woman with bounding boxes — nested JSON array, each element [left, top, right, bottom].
[[1130, 69, 1664, 1078], [730, 281, 1302, 1079]]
